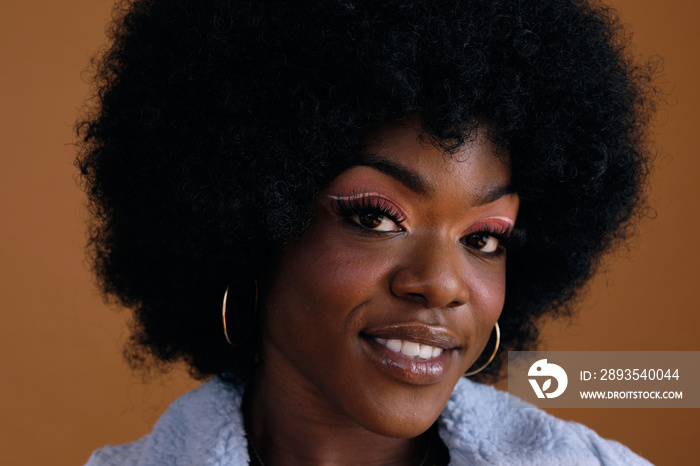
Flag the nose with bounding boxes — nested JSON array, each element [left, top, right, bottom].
[[389, 236, 469, 309]]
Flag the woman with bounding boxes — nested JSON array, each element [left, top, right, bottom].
[[79, 0, 656, 464]]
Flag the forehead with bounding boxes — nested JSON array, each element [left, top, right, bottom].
[[357, 120, 512, 200]]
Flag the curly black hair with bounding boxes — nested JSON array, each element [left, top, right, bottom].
[[76, 0, 657, 381]]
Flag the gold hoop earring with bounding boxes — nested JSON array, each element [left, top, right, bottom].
[[464, 321, 500, 377], [222, 281, 258, 347]]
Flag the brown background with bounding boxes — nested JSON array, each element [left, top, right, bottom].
[[0, 0, 697, 464]]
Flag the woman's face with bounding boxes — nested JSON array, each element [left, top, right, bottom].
[[260, 119, 519, 438]]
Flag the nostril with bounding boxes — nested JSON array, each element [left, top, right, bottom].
[[405, 291, 428, 305], [390, 266, 469, 309]]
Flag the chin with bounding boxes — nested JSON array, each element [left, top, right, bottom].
[[352, 385, 451, 439], [366, 415, 438, 439]]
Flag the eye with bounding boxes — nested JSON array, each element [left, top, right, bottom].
[[328, 193, 406, 234], [462, 232, 501, 254], [350, 212, 401, 232]]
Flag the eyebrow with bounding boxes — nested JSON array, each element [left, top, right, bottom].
[[473, 184, 517, 206], [350, 152, 516, 205], [351, 152, 430, 194]]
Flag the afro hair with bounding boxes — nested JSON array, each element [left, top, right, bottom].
[[77, 0, 657, 381]]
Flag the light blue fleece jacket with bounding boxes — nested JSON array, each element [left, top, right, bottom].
[[85, 377, 652, 465]]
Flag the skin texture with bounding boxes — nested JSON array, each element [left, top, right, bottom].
[[248, 119, 519, 464]]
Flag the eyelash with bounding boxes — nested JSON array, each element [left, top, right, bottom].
[[329, 194, 406, 234], [462, 225, 526, 258], [329, 193, 527, 254]]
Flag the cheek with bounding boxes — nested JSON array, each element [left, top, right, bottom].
[[464, 262, 507, 335], [474, 269, 507, 315], [265, 223, 393, 345], [294, 240, 389, 307]]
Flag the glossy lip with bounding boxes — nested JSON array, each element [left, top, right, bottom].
[[360, 323, 461, 385], [363, 322, 461, 349]]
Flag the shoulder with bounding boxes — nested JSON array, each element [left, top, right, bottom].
[[84, 439, 145, 466], [83, 378, 250, 466], [438, 378, 652, 466]]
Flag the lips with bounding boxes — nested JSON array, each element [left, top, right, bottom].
[[361, 323, 461, 385], [363, 322, 460, 351]]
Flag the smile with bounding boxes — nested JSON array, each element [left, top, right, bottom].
[[374, 338, 444, 360], [360, 323, 460, 385]]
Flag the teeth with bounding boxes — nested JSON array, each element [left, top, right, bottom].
[[401, 341, 421, 357], [385, 339, 401, 352], [419, 345, 433, 359], [375, 338, 444, 360]]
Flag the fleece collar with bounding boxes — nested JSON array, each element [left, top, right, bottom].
[[87, 377, 650, 465]]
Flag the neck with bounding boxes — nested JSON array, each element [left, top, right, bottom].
[[244, 364, 431, 466]]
